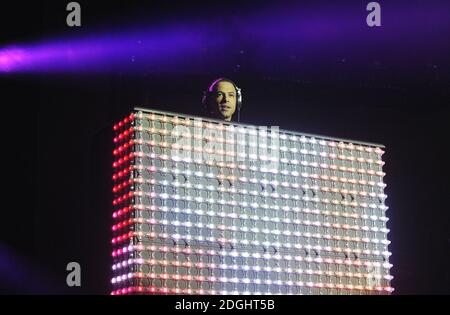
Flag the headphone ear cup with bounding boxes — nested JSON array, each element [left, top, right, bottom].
[[236, 88, 242, 110], [201, 91, 207, 111]]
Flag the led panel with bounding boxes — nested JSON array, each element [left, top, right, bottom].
[[111, 108, 393, 295]]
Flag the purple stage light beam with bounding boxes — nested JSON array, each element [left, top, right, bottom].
[[0, 25, 220, 74], [1, 2, 448, 74]]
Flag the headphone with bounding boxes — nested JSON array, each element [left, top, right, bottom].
[[202, 77, 243, 122]]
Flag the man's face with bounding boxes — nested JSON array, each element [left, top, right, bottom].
[[209, 81, 237, 121]]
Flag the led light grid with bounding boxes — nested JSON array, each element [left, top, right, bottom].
[[111, 108, 392, 295]]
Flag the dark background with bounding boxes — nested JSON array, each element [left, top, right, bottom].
[[0, 0, 449, 294]]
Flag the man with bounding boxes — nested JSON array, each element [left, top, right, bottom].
[[202, 78, 242, 122]]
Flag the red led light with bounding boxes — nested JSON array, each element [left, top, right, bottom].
[[112, 153, 135, 169], [114, 127, 134, 145], [112, 191, 133, 205], [114, 179, 132, 191], [112, 218, 139, 231]]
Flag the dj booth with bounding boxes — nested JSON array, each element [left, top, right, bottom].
[[111, 107, 393, 295]]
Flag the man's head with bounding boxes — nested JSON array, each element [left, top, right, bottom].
[[203, 78, 241, 121]]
